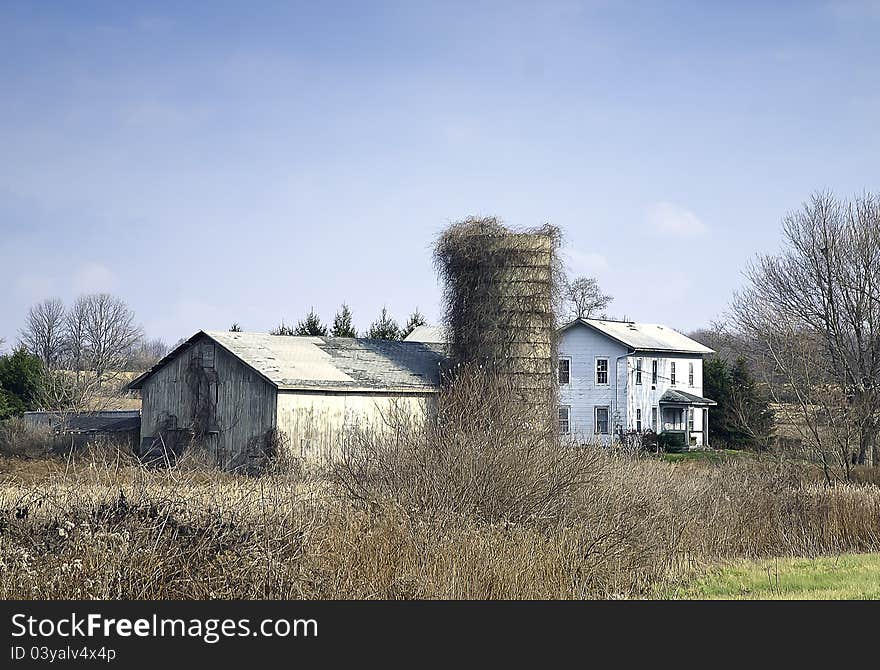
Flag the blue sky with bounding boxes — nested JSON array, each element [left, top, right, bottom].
[[2, 1, 879, 347]]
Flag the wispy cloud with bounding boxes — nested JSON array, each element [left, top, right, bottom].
[[646, 202, 707, 237], [73, 263, 116, 294]]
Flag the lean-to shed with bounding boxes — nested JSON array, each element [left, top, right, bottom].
[[127, 331, 445, 470]]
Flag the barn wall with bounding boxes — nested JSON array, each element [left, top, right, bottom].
[[140, 335, 277, 469], [276, 391, 436, 463]]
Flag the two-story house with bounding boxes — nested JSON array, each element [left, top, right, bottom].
[[557, 319, 716, 447]]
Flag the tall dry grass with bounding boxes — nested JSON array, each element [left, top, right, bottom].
[[0, 372, 879, 599]]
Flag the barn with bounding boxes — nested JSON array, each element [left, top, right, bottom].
[[127, 330, 445, 470]]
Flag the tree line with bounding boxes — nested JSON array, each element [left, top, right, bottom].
[[687, 192, 880, 481], [261, 305, 428, 341], [0, 293, 165, 418]]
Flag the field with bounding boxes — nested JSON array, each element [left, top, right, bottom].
[[673, 553, 880, 599], [1, 436, 879, 599]]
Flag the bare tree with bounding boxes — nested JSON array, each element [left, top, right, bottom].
[[732, 192, 880, 473], [561, 276, 612, 321], [125, 338, 168, 371], [20, 298, 66, 368], [42, 293, 143, 413]]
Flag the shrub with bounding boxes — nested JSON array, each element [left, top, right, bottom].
[[0, 418, 54, 458], [333, 367, 603, 524]]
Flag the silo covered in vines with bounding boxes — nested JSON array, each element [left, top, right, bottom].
[[434, 217, 561, 429]]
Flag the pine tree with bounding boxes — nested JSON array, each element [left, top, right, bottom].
[[331, 304, 357, 338], [400, 309, 427, 339], [269, 321, 296, 336], [366, 307, 401, 340], [292, 308, 328, 336], [703, 355, 774, 450]]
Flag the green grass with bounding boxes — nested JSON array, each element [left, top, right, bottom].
[[672, 553, 880, 600]]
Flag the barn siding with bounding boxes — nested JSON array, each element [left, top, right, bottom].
[[276, 391, 436, 463], [139, 334, 277, 469]]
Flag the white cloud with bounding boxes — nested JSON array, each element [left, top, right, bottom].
[[562, 247, 609, 275], [73, 263, 117, 294], [646, 202, 707, 237]]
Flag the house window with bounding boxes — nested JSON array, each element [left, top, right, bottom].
[[558, 406, 571, 434], [558, 358, 571, 385], [636, 408, 642, 432], [635, 358, 642, 385], [688, 408, 695, 432], [595, 406, 610, 435], [651, 360, 658, 385], [689, 362, 694, 387], [670, 362, 676, 385], [596, 358, 609, 385], [651, 406, 658, 432]]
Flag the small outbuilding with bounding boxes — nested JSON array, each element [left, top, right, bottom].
[[23, 410, 141, 451], [127, 331, 444, 470]]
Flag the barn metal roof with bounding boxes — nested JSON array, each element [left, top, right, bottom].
[[559, 318, 714, 354], [403, 325, 446, 343], [129, 331, 446, 393]]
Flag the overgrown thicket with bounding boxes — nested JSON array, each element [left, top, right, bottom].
[[1, 372, 879, 600]]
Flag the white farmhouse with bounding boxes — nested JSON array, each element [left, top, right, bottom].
[[556, 319, 716, 447]]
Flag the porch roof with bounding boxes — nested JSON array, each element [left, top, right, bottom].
[[658, 389, 717, 406]]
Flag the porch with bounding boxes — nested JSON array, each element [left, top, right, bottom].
[[658, 389, 716, 450]]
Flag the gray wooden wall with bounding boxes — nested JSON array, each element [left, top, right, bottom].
[[139, 335, 277, 470]]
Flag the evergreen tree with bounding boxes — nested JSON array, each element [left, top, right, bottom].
[[331, 304, 357, 338], [366, 307, 401, 340], [400, 309, 427, 339], [0, 346, 43, 419], [292, 308, 328, 336], [269, 321, 296, 336], [703, 355, 774, 450]]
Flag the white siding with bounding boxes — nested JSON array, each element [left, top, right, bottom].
[[625, 353, 706, 444], [276, 391, 436, 463], [557, 324, 628, 443], [558, 322, 710, 446]]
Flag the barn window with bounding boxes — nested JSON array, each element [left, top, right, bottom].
[[558, 406, 571, 434], [636, 408, 642, 432], [595, 406, 610, 435], [635, 358, 642, 385], [688, 408, 695, 433], [202, 343, 215, 368], [689, 362, 694, 387], [670, 362, 676, 386], [651, 406, 658, 432], [595, 358, 609, 385], [651, 360, 658, 385], [558, 358, 571, 385]]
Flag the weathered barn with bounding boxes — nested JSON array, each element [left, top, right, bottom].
[[128, 331, 444, 469]]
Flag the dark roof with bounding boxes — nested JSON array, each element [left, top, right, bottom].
[[658, 389, 717, 406], [24, 411, 141, 434]]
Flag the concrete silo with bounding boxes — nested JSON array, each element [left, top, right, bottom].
[[434, 217, 560, 429]]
